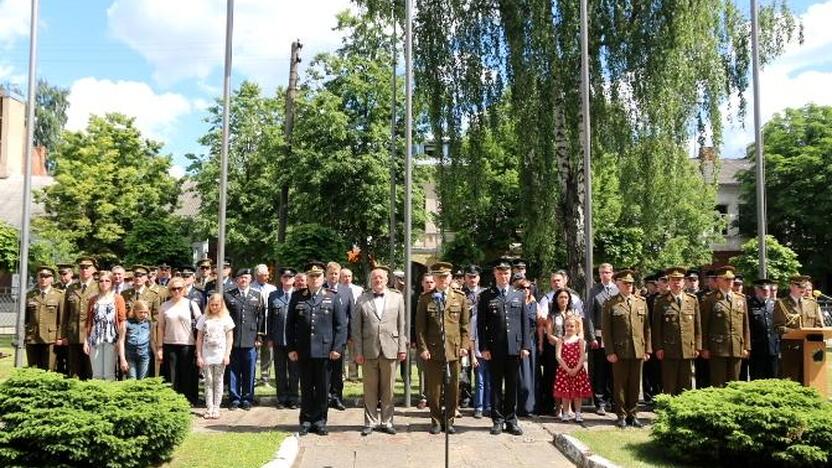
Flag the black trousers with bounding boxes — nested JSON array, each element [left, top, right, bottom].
[[162, 344, 198, 404], [642, 354, 662, 402], [67, 344, 92, 380], [490, 354, 521, 426], [540, 342, 558, 414], [591, 347, 612, 409], [459, 362, 473, 407], [329, 356, 344, 403], [694, 356, 710, 388], [749, 354, 778, 380], [301, 358, 331, 428], [274, 345, 300, 404]]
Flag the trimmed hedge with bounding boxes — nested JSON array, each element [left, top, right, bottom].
[[652, 379, 832, 467], [0, 368, 191, 467]]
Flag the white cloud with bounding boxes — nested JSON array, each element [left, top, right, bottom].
[[168, 164, 186, 179], [106, 0, 353, 88], [0, 0, 29, 49], [66, 77, 193, 142], [722, 0, 832, 157]]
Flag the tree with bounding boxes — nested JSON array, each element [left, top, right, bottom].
[[123, 217, 193, 268], [0, 221, 17, 272], [274, 224, 348, 270], [730, 235, 801, 289], [737, 104, 832, 283], [38, 113, 180, 262], [34, 80, 69, 170]]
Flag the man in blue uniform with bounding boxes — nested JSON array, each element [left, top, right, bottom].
[[747, 278, 779, 379], [267, 267, 300, 408], [224, 268, 265, 410]]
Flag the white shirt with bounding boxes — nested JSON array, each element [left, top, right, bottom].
[[372, 290, 386, 318], [197, 314, 235, 365]]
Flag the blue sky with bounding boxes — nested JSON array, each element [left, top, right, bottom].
[[1, 0, 830, 177]]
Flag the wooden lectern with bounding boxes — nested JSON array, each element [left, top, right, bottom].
[[781, 327, 832, 398]]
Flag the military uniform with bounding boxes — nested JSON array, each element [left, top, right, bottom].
[[25, 285, 64, 370], [477, 277, 530, 434], [602, 270, 651, 425], [701, 289, 750, 387], [287, 262, 348, 434], [416, 274, 471, 431], [268, 286, 300, 407], [225, 279, 266, 408], [773, 296, 825, 333], [61, 277, 98, 379], [747, 293, 779, 379], [651, 291, 701, 395]]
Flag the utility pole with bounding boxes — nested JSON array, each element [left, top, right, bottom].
[[278, 40, 302, 244]]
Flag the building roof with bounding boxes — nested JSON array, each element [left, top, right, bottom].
[[718, 158, 753, 185], [0, 175, 54, 229], [175, 179, 201, 218]]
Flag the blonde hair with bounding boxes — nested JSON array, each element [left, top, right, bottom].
[[564, 314, 583, 338], [130, 299, 150, 320], [205, 293, 229, 319]]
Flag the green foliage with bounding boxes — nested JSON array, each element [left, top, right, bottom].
[[0, 368, 191, 467], [441, 232, 485, 268], [730, 235, 801, 288], [123, 216, 193, 267], [34, 79, 70, 170], [738, 104, 832, 282], [0, 220, 17, 272], [274, 224, 348, 269], [38, 113, 181, 262], [652, 379, 832, 467]]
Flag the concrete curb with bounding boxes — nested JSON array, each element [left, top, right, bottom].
[[262, 433, 299, 468], [554, 433, 618, 468]]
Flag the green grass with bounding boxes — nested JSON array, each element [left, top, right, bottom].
[[0, 335, 13, 382], [572, 428, 689, 468], [165, 431, 285, 468]]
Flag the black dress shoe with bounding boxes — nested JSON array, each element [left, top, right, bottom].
[[299, 425, 310, 436], [288, 402, 298, 409], [507, 424, 523, 436], [241, 401, 252, 410], [275, 402, 285, 409], [317, 427, 329, 436], [473, 409, 483, 419], [489, 424, 503, 435], [331, 400, 346, 411], [229, 401, 240, 411], [384, 426, 397, 435], [429, 424, 441, 435], [361, 427, 373, 436], [616, 417, 627, 429], [445, 425, 456, 435], [629, 417, 643, 428]]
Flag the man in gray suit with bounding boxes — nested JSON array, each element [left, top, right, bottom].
[[589, 263, 618, 415], [353, 266, 408, 436]]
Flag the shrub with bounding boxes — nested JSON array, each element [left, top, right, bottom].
[[0, 368, 191, 467], [652, 379, 832, 467]]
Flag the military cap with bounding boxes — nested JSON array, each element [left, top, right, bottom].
[[453, 268, 465, 278], [493, 258, 512, 270], [665, 266, 687, 279], [305, 261, 326, 276], [753, 278, 776, 287], [180, 266, 196, 277], [714, 265, 737, 279], [511, 272, 525, 283], [464, 265, 481, 276], [512, 258, 528, 269], [158, 262, 171, 270], [56, 263, 74, 274], [124, 271, 134, 280], [278, 267, 297, 277], [36, 265, 56, 276], [733, 274, 744, 283], [613, 269, 636, 283], [197, 257, 213, 268], [76, 256, 97, 268], [148, 266, 159, 273], [131, 264, 149, 275], [235, 268, 253, 278], [430, 261, 453, 276], [705, 269, 716, 278], [644, 274, 657, 284], [393, 270, 405, 279], [656, 270, 669, 281], [685, 269, 700, 279], [789, 274, 812, 285], [222, 258, 233, 268]]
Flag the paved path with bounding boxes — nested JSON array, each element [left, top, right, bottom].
[[191, 404, 656, 468]]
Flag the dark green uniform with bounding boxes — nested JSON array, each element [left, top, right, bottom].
[[651, 292, 701, 395], [25, 287, 64, 370], [416, 287, 471, 429], [60, 279, 98, 379], [773, 296, 826, 333], [701, 290, 750, 387], [602, 293, 651, 420]]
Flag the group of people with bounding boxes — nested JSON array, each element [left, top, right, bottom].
[[22, 255, 827, 435]]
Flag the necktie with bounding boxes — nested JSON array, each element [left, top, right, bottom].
[[81, 283, 87, 294], [374, 293, 384, 298], [41, 291, 46, 299], [676, 297, 682, 308]]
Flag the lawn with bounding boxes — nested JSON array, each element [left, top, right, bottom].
[[165, 430, 285, 468], [571, 428, 690, 468]]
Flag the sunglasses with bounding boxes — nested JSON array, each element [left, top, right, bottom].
[[79, 264, 94, 269], [133, 272, 147, 277], [169, 287, 184, 292], [199, 266, 211, 270], [98, 279, 112, 283], [38, 273, 53, 278]]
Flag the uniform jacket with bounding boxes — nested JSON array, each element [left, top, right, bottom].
[[415, 287, 471, 362], [25, 287, 64, 344], [286, 287, 348, 359], [185, 285, 206, 311], [61, 279, 99, 344], [205, 278, 235, 296], [352, 288, 407, 360], [121, 286, 162, 321], [651, 292, 701, 359], [477, 286, 531, 357], [773, 296, 826, 333], [747, 296, 779, 356], [224, 287, 265, 348], [266, 288, 294, 347], [701, 290, 751, 357], [602, 293, 651, 359]]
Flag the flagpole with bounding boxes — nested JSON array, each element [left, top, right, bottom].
[[216, 0, 234, 294]]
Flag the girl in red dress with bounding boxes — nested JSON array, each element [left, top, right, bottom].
[[554, 315, 592, 422]]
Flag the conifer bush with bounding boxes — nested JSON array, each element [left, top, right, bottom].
[[652, 379, 832, 467], [0, 368, 191, 467]]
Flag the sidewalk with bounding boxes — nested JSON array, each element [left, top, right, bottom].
[[191, 405, 653, 468]]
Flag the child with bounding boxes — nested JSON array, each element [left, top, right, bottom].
[[196, 293, 235, 419], [119, 300, 151, 380], [554, 315, 593, 422]]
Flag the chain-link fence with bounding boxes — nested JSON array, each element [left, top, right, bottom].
[[0, 287, 19, 330]]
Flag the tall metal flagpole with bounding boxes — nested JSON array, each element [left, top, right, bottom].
[[14, 0, 40, 368], [216, 0, 234, 295], [403, 0, 414, 410], [580, 0, 594, 301], [390, 9, 397, 266], [751, 0, 767, 279]]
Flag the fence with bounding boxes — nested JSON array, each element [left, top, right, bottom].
[[0, 287, 19, 331]]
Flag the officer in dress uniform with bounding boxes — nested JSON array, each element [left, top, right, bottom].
[[181, 266, 206, 310], [651, 267, 701, 395], [121, 264, 163, 377], [602, 269, 651, 428], [643, 272, 665, 405], [60, 256, 99, 379], [267, 267, 300, 409], [700, 266, 750, 388], [25, 266, 64, 370], [287, 261, 348, 436], [56, 263, 74, 290], [478, 258, 530, 436], [205, 259, 235, 295], [774, 275, 827, 332], [416, 261, 471, 434], [747, 278, 779, 379], [224, 268, 265, 410]]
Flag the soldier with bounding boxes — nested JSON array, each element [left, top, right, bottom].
[[25, 266, 64, 370], [459, 265, 482, 411], [205, 259, 234, 295], [602, 269, 651, 429], [323, 261, 352, 411], [267, 267, 300, 409], [224, 268, 265, 411], [478, 259, 530, 436], [651, 267, 701, 395], [643, 271, 666, 405], [464, 265, 489, 419], [287, 261, 348, 436], [684, 269, 700, 295], [774, 275, 826, 332], [56, 264, 75, 290], [700, 266, 750, 388], [747, 278, 779, 379], [416, 261, 471, 434], [181, 266, 206, 310], [60, 256, 99, 379], [196, 257, 213, 288], [157, 263, 172, 286]]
